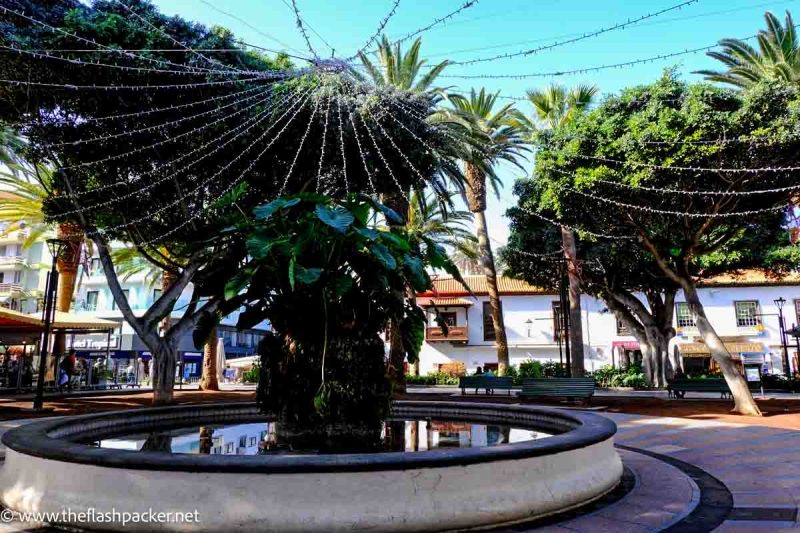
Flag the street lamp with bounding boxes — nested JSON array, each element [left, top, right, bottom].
[[33, 238, 69, 410], [775, 297, 791, 378]]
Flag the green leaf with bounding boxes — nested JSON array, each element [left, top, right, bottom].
[[371, 243, 397, 270], [224, 267, 254, 300], [377, 203, 403, 225], [403, 254, 428, 290], [355, 227, 380, 240], [246, 235, 279, 260], [332, 274, 353, 297], [379, 230, 411, 252], [315, 204, 354, 233], [295, 266, 322, 285], [253, 198, 286, 221], [288, 256, 296, 290], [401, 305, 426, 364]]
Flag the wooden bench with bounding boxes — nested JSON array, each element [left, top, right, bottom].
[[668, 378, 731, 399], [519, 378, 595, 404], [459, 376, 514, 395]]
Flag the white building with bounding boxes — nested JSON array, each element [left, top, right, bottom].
[[0, 219, 47, 314], [416, 272, 800, 377]]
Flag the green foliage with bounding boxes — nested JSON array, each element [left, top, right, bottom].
[[518, 359, 545, 379], [591, 364, 647, 389], [405, 372, 460, 386], [242, 365, 260, 384]]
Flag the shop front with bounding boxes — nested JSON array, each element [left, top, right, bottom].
[[676, 339, 766, 375], [611, 340, 641, 369]]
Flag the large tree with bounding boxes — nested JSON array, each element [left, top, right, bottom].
[[522, 83, 599, 376], [512, 72, 800, 415], [697, 10, 800, 89], [0, 2, 463, 403], [440, 89, 528, 375]]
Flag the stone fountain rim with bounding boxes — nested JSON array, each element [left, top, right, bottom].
[[1, 400, 616, 474]]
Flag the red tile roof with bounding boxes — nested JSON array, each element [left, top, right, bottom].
[[416, 297, 474, 307], [700, 269, 800, 287], [418, 275, 551, 297]]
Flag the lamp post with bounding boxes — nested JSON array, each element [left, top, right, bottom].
[[775, 297, 791, 378], [33, 238, 69, 410]]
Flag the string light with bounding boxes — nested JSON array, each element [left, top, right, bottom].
[[336, 97, 349, 194], [365, 106, 428, 186], [0, 76, 274, 91], [279, 94, 320, 196], [594, 177, 800, 197], [448, 0, 699, 66], [0, 6, 237, 75], [563, 152, 800, 174], [14, 85, 267, 128], [59, 87, 279, 170], [357, 109, 409, 201], [317, 97, 332, 192], [377, 1, 479, 50], [291, 0, 320, 58], [0, 45, 266, 77], [53, 88, 308, 211], [74, 90, 313, 242], [41, 86, 274, 148], [347, 0, 402, 60], [114, 0, 248, 75], [280, 0, 335, 55], [564, 186, 789, 218], [349, 110, 378, 195], [515, 205, 635, 240], [133, 91, 316, 246]]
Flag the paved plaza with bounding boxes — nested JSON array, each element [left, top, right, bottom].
[[0, 392, 798, 531]]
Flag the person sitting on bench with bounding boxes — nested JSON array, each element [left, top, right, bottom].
[[474, 366, 483, 394], [484, 368, 495, 393]]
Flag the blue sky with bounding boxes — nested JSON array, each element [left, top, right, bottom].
[[151, 0, 793, 245]]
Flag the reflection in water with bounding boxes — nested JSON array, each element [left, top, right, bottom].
[[90, 419, 550, 455]]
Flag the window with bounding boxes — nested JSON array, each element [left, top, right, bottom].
[[249, 436, 257, 447], [152, 288, 162, 303], [438, 312, 457, 327], [552, 301, 566, 341], [616, 318, 630, 336], [239, 435, 247, 448], [90, 258, 102, 275], [0, 245, 6, 256], [259, 430, 267, 441], [225, 442, 234, 454], [86, 291, 99, 311], [12, 271, 21, 283], [795, 299, 800, 327], [0, 273, 4, 283], [735, 301, 761, 327], [111, 289, 129, 311], [212, 446, 221, 455], [676, 302, 695, 328], [482, 302, 501, 342]]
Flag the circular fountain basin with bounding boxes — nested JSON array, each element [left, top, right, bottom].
[[0, 401, 622, 532]]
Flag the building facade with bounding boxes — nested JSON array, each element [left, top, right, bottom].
[[416, 273, 800, 377], [0, 221, 47, 314]]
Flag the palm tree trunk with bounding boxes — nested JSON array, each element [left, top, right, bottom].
[[475, 210, 510, 375], [561, 229, 585, 377], [382, 192, 409, 394], [465, 163, 509, 375], [199, 327, 219, 391], [53, 222, 84, 357]]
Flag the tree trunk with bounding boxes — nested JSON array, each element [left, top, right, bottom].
[[198, 427, 213, 455], [199, 327, 219, 391], [151, 343, 177, 406], [683, 282, 762, 416], [561, 228, 584, 377], [54, 223, 84, 356], [475, 210, 510, 375], [382, 192, 409, 394], [152, 270, 178, 392]]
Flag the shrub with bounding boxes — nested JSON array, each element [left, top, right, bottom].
[[242, 365, 260, 384], [591, 363, 647, 389], [405, 371, 459, 386], [518, 359, 544, 379], [542, 360, 569, 378]]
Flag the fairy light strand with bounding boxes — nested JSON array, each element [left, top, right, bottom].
[[348, 110, 378, 195], [316, 96, 332, 192], [291, 0, 319, 58], [41, 86, 273, 148], [516, 205, 635, 240], [357, 109, 409, 201], [347, 0, 402, 60], [336, 96, 349, 194], [564, 152, 800, 174], [279, 94, 320, 196], [59, 86, 279, 170], [0, 76, 275, 91], [384, 1, 479, 49]]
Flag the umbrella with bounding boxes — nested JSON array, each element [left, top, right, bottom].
[[216, 338, 226, 383]]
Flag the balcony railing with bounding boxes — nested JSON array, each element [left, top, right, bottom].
[[425, 326, 468, 343], [0, 256, 26, 266], [0, 283, 23, 294]]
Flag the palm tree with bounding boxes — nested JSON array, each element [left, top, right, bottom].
[[696, 10, 800, 89], [0, 166, 87, 334], [441, 89, 528, 376], [356, 35, 450, 94], [524, 83, 599, 377]]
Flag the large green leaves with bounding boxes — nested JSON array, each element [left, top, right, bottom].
[[315, 204, 354, 233]]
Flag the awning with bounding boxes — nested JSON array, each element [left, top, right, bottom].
[[678, 342, 765, 358], [612, 341, 640, 350], [417, 297, 474, 308], [34, 311, 118, 331]]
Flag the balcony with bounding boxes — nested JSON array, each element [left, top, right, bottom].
[[0, 283, 23, 294], [0, 256, 26, 267], [425, 326, 468, 343]]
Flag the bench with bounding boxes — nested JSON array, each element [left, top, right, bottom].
[[459, 376, 514, 395], [668, 378, 731, 399], [519, 378, 595, 404]]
